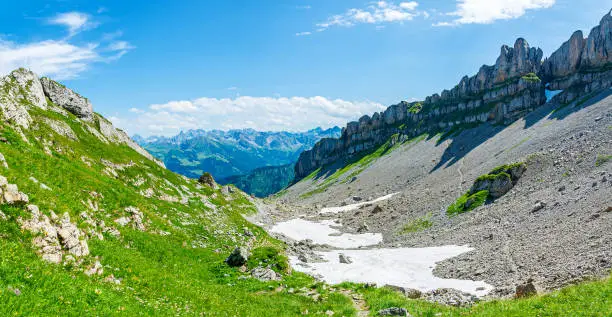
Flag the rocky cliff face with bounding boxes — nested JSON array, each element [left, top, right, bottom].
[[541, 11, 612, 103], [295, 11, 612, 180], [41, 77, 94, 121]]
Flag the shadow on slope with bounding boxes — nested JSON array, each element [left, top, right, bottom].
[[430, 88, 611, 173]]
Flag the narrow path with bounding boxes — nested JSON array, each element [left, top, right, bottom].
[[457, 158, 465, 191], [339, 289, 370, 317]]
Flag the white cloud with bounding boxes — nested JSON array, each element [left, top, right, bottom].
[[296, 31, 312, 36], [108, 41, 134, 51], [316, 1, 420, 31], [0, 38, 134, 80], [0, 40, 98, 80], [0, 13, 133, 79], [48, 12, 96, 36], [120, 96, 386, 136], [437, 0, 555, 26]]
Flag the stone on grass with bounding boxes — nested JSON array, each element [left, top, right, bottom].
[[378, 307, 409, 316], [251, 266, 281, 281], [225, 247, 249, 267]]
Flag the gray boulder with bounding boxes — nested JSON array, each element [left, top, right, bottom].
[[41, 77, 93, 121], [423, 288, 478, 307], [378, 307, 409, 316], [0, 179, 29, 205], [225, 247, 249, 267], [338, 253, 353, 264], [471, 173, 513, 198], [251, 266, 281, 281]]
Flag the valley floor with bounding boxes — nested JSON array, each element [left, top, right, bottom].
[[257, 89, 612, 315]]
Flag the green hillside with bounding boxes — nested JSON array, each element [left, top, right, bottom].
[[0, 69, 354, 316]]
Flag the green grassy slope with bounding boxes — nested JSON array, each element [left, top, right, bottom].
[[0, 74, 354, 316]]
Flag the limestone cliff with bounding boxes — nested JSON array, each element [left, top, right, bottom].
[[295, 11, 612, 180]]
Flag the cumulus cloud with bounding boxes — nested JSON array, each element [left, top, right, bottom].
[[0, 40, 98, 79], [436, 0, 555, 26], [121, 96, 386, 136], [316, 1, 420, 31], [0, 12, 133, 79], [0, 37, 135, 79], [48, 12, 97, 36]]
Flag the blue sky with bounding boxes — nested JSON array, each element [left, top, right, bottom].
[[0, 0, 609, 136]]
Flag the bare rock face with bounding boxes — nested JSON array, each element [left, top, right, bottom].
[[541, 31, 586, 80], [580, 11, 612, 70], [542, 11, 612, 96], [296, 12, 612, 181], [0, 69, 47, 128], [494, 38, 543, 83], [11, 69, 47, 109], [295, 39, 546, 179], [41, 77, 93, 121]]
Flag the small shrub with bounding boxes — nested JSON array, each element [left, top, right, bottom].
[[247, 247, 289, 273], [198, 172, 215, 186], [447, 190, 489, 215], [521, 72, 541, 82], [400, 214, 433, 234], [595, 154, 611, 167]]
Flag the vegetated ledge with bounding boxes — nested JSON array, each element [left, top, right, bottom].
[[294, 11, 612, 182], [447, 162, 526, 215]]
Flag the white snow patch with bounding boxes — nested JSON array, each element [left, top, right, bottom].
[[320, 192, 398, 214], [270, 218, 382, 248], [291, 246, 493, 297]]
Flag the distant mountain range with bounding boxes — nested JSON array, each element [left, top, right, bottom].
[[133, 127, 341, 196]]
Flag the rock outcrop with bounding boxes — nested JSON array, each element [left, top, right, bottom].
[[470, 163, 526, 198], [295, 38, 546, 179], [20, 205, 90, 263], [40, 77, 94, 121], [541, 11, 612, 103], [0, 69, 47, 128], [0, 176, 29, 205], [295, 11, 612, 180]]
